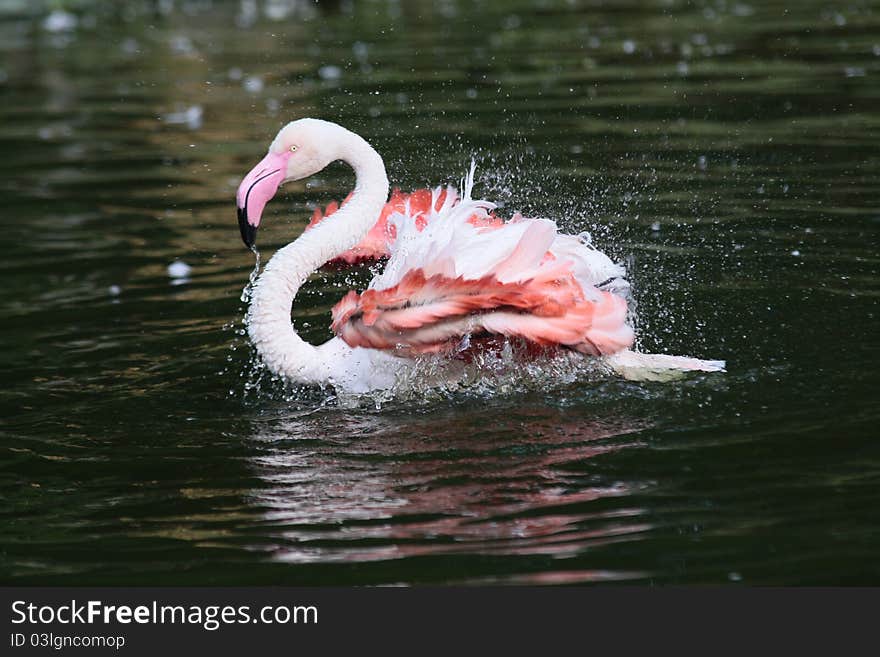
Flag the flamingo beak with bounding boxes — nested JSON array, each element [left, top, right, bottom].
[[237, 205, 256, 249], [236, 151, 288, 248]]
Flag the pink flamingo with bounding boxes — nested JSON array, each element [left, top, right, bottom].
[[236, 119, 724, 394]]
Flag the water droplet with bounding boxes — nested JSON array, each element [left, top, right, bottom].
[[169, 35, 196, 56], [168, 260, 192, 280], [243, 75, 264, 93], [43, 10, 77, 33], [502, 15, 521, 30], [163, 105, 203, 130], [319, 65, 342, 80], [352, 42, 368, 59]]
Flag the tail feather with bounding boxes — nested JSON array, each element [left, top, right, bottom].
[[605, 349, 725, 382]]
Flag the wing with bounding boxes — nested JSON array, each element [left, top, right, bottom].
[[331, 167, 634, 356]]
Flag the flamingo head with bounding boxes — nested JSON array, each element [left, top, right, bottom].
[[236, 118, 343, 248]]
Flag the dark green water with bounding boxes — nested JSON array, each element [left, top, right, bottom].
[[1, 0, 878, 585]]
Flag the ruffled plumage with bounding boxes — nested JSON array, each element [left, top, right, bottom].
[[330, 164, 634, 356]]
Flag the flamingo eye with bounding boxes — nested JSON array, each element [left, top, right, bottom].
[[289, 145, 298, 153]]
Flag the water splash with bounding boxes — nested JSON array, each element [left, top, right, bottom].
[[391, 346, 614, 400], [240, 246, 261, 303], [220, 247, 263, 398]]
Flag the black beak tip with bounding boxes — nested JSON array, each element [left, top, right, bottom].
[[237, 206, 257, 249]]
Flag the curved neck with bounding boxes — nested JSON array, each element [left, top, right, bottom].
[[247, 132, 389, 385]]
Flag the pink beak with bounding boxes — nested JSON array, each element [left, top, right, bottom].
[[236, 151, 288, 248]]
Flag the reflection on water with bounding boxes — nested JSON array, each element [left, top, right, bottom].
[[247, 408, 647, 573], [1, 0, 879, 585]]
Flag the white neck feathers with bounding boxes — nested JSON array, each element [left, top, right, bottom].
[[246, 130, 389, 385]]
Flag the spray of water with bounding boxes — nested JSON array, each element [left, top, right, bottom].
[[240, 245, 261, 303]]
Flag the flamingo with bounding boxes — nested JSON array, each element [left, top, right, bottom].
[[236, 118, 724, 395]]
